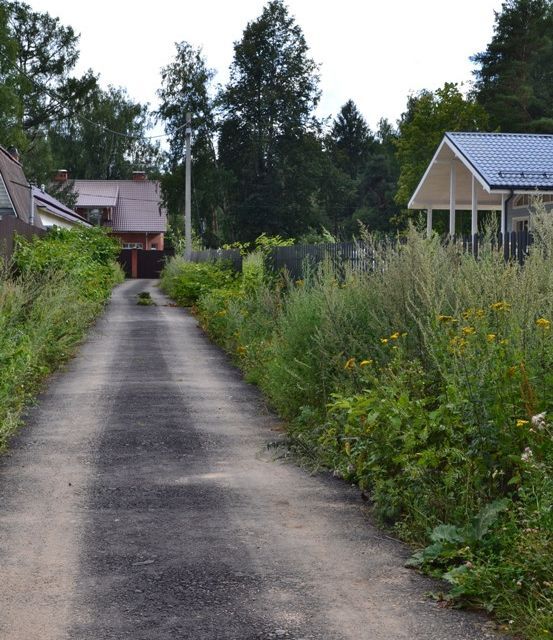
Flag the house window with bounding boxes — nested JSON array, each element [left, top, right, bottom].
[[122, 243, 143, 249], [514, 194, 553, 208], [150, 244, 157, 250], [0, 174, 15, 217], [513, 217, 530, 232], [87, 208, 103, 225]]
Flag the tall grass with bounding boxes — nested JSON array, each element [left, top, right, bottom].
[[162, 220, 553, 638], [0, 227, 123, 448]]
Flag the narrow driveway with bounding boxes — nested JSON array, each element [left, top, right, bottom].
[[0, 279, 499, 640]]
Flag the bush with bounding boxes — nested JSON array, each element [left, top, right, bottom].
[[0, 227, 123, 448], [162, 221, 553, 638], [159, 256, 237, 306]]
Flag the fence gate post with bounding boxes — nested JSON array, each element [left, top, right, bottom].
[[131, 249, 138, 279]]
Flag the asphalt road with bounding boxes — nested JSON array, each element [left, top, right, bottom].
[[0, 279, 500, 640]]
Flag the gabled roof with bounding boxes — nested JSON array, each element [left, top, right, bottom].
[[0, 145, 44, 227], [409, 132, 553, 210], [32, 186, 91, 227], [73, 181, 119, 208], [446, 132, 553, 190], [72, 179, 166, 233]]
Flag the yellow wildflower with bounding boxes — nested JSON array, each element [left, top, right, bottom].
[[486, 334, 497, 342], [438, 315, 457, 324], [390, 332, 401, 340], [344, 357, 356, 370], [462, 326, 476, 336], [490, 301, 511, 312], [380, 338, 389, 344], [536, 317, 551, 331], [475, 309, 485, 318], [237, 345, 247, 355], [516, 419, 529, 427], [450, 336, 468, 352], [359, 359, 373, 367]]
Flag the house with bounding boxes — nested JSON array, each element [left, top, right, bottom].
[[64, 171, 167, 250], [409, 132, 553, 235], [0, 145, 43, 227], [33, 186, 91, 229]]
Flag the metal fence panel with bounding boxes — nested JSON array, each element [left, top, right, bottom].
[[189, 248, 243, 272], [267, 233, 535, 280]]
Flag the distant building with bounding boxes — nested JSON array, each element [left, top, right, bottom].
[[410, 132, 553, 236], [63, 171, 167, 250], [33, 186, 90, 229]]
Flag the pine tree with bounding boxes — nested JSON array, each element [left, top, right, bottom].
[[472, 0, 553, 132], [330, 100, 374, 179]]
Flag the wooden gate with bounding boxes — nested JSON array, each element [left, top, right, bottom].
[[118, 249, 174, 279]]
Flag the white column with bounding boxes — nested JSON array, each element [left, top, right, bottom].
[[500, 193, 506, 236], [471, 175, 478, 236], [426, 207, 433, 237], [449, 161, 456, 236]]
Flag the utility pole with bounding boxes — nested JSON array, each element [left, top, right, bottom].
[[29, 182, 35, 226], [184, 112, 192, 260]]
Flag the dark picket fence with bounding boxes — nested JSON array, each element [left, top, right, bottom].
[[189, 248, 243, 272], [0, 216, 46, 263], [266, 232, 535, 281]]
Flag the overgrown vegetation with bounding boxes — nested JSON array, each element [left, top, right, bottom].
[[0, 227, 123, 448], [161, 221, 553, 638]]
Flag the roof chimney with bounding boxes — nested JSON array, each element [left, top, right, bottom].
[[7, 146, 20, 163], [54, 169, 68, 182], [132, 170, 146, 182]]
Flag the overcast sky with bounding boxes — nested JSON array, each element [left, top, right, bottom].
[[29, 0, 502, 132]]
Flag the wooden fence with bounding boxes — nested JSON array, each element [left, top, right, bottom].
[[0, 216, 46, 263], [189, 248, 243, 272], [266, 232, 535, 280]]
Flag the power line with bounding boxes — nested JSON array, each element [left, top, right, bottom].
[[0, 49, 182, 141]]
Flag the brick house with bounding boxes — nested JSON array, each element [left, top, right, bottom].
[[62, 171, 167, 249]]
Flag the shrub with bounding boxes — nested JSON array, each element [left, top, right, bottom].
[[0, 227, 123, 448], [159, 257, 237, 306]]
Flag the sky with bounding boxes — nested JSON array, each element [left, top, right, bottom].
[[28, 0, 503, 133]]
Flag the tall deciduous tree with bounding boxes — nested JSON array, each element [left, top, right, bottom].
[[157, 42, 223, 246], [0, 2, 20, 145], [220, 0, 322, 240], [0, 0, 97, 182], [49, 85, 160, 180], [472, 0, 553, 132], [3, 1, 96, 133], [395, 83, 488, 211]]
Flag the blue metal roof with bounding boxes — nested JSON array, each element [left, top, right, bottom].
[[446, 132, 553, 190]]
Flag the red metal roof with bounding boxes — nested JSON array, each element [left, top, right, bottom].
[[72, 179, 167, 233]]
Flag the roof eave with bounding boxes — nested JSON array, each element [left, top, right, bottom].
[[408, 135, 492, 210]]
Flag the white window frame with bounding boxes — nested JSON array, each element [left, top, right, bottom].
[[512, 215, 530, 232]]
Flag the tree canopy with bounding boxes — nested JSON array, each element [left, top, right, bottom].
[[472, 0, 553, 132], [394, 83, 489, 211]]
